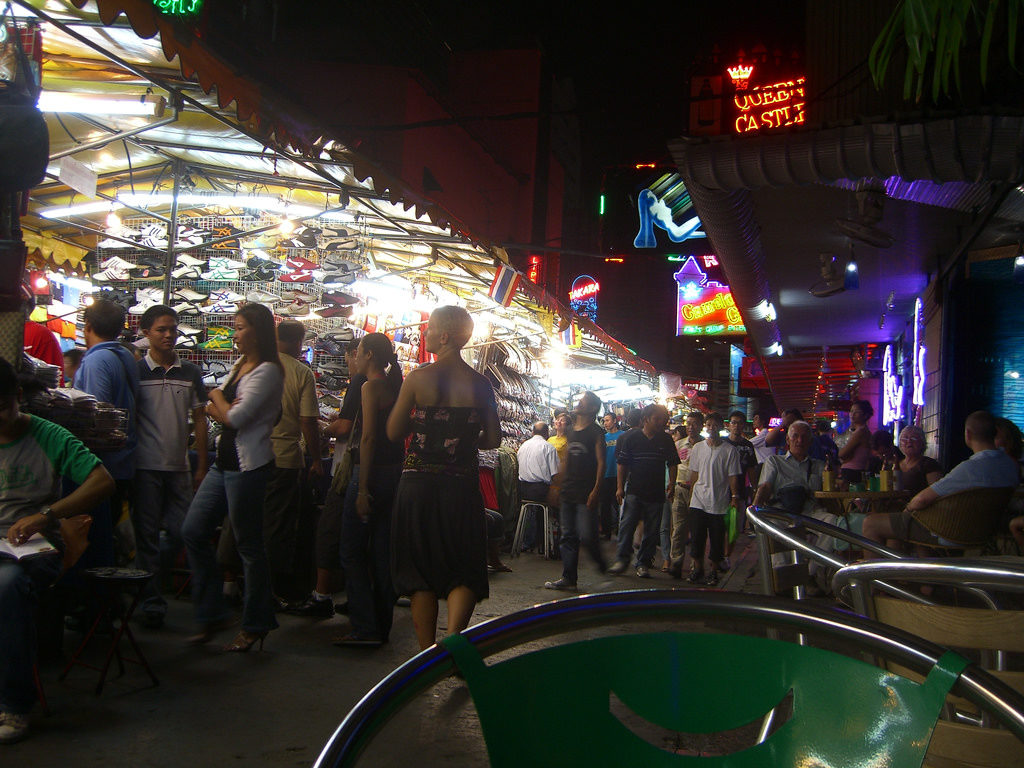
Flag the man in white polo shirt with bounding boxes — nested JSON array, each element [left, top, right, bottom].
[[133, 305, 208, 628]]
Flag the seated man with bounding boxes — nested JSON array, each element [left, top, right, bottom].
[[752, 420, 825, 517], [863, 411, 1019, 550], [0, 358, 114, 744], [516, 421, 561, 551]]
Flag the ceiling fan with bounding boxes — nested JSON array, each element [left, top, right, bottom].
[[809, 253, 846, 297], [835, 189, 895, 248]]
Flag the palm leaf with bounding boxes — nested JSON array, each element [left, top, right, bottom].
[[979, 0, 1000, 85]]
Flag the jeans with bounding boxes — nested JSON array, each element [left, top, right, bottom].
[[132, 469, 193, 617], [559, 500, 606, 584], [688, 507, 726, 567], [339, 464, 400, 640], [182, 463, 278, 634], [614, 495, 662, 567], [0, 553, 62, 714]]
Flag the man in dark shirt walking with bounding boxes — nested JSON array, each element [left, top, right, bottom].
[[608, 404, 679, 578], [544, 391, 607, 591]]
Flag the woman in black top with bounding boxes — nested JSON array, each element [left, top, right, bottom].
[[335, 333, 405, 647]]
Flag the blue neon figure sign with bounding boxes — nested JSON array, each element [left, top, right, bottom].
[[633, 173, 705, 248]]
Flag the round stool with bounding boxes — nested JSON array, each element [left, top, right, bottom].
[[60, 567, 159, 694]]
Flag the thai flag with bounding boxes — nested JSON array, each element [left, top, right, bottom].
[[489, 264, 522, 307], [561, 320, 581, 348]]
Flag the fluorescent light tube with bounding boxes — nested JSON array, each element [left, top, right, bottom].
[[38, 92, 166, 117]]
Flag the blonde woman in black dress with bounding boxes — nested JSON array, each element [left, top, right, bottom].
[[386, 306, 500, 650]]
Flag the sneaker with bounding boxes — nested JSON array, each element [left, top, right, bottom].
[[687, 564, 704, 584], [322, 291, 360, 306], [171, 264, 202, 280], [92, 265, 130, 282], [716, 558, 732, 573], [543, 578, 577, 591], [135, 287, 162, 302], [322, 237, 359, 253], [177, 324, 202, 336], [100, 254, 136, 271], [199, 335, 234, 350], [176, 336, 197, 349], [606, 560, 628, 576], [278, 301, 315, 317], [322, 271, 356, 286], [128, 265, 165, 281], [279, 270, 313, 283], [200, 268, 240, 281], [200, 302, 238, 315], [635, 565, 651, 579], [702, 570, 719, 586], [128, 298, 160, 315], [173, 288, 208, 303], [209, 289, 244, 303], [175, 253, 207, 267], [245, 289, 280, 304], [285, 595, 334, 618], [170, 301, 199, 315], [0, 712, 29, 744], [209, 256, 248, 271], [282, 288, 317, 303], [285, 254, 319, 271], [318, 306, 354, 318], [137, 223, 168, 249]]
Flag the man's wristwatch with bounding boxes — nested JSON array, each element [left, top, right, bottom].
[[40, 507, 55, 521]]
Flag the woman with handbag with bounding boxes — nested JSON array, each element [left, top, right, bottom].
[[335, 333, 405, 647], [182, 303, 283, 652]]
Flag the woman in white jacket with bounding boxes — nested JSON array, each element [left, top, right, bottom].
[[183, 303, 284, 652]]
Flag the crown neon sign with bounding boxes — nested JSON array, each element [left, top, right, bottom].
[[727, 64, 754, 89]]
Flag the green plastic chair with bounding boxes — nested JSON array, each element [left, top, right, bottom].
[[315, 591, 1024, 768]]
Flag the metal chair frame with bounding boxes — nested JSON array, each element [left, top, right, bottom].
[[313, 590, 1024, 768]]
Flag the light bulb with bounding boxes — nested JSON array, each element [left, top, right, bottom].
[[279, 218, 295, 235], [106, 210, 122, 230]]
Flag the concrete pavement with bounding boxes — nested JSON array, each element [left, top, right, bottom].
[[8, 536, 765, 767]]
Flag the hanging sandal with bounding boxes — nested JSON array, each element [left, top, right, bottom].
[[223, 630, 267, 652]]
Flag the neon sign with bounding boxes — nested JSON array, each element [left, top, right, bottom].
[[633, 173, 705, 248], [726, 64, 754, 89], [154, 0, 203, 16], [569, 275, 599, 323], [882, 344, 905, 425], [912, 297, 926, 408], [674, 256, 745, 336], [733, 77, 806, 134], [527, 255, 542, 284]]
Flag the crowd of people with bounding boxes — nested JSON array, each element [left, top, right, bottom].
[[4, 294, 1024, 745]]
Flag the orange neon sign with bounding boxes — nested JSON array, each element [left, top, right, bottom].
[[733, 76, 806, 134], [569, 280, 600, 301]]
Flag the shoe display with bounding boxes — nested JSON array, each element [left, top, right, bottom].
[[128, 298, 161, 315], [277, 301, 315, 317], [177, 324, 202, 336], [635, 565, 651, 579], [137, 222, 169, 249], [322, 237, 359, 253], [279, 270, 313, 283], [284, 254, 319, 272], [322, 271, 356, 286], [606, 560, 628, 575], [315, 338, 342, 355], [209, 256, 247, 271], [543, 578, 577, 591], [0, 711, 30, 744], [317, 306, 353, 319], [199, 335, 234, 350], [176, 336, 197, 349], [285, 595, 334, 618]]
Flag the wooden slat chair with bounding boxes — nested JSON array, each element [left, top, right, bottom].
[[834, 559, 1024, 768], [909, 487, 1015, 554]]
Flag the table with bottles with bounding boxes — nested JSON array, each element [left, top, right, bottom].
[[813, 490, 912, 518]]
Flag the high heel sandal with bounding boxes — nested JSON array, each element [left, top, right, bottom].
[[224, 630, 267, 653]]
